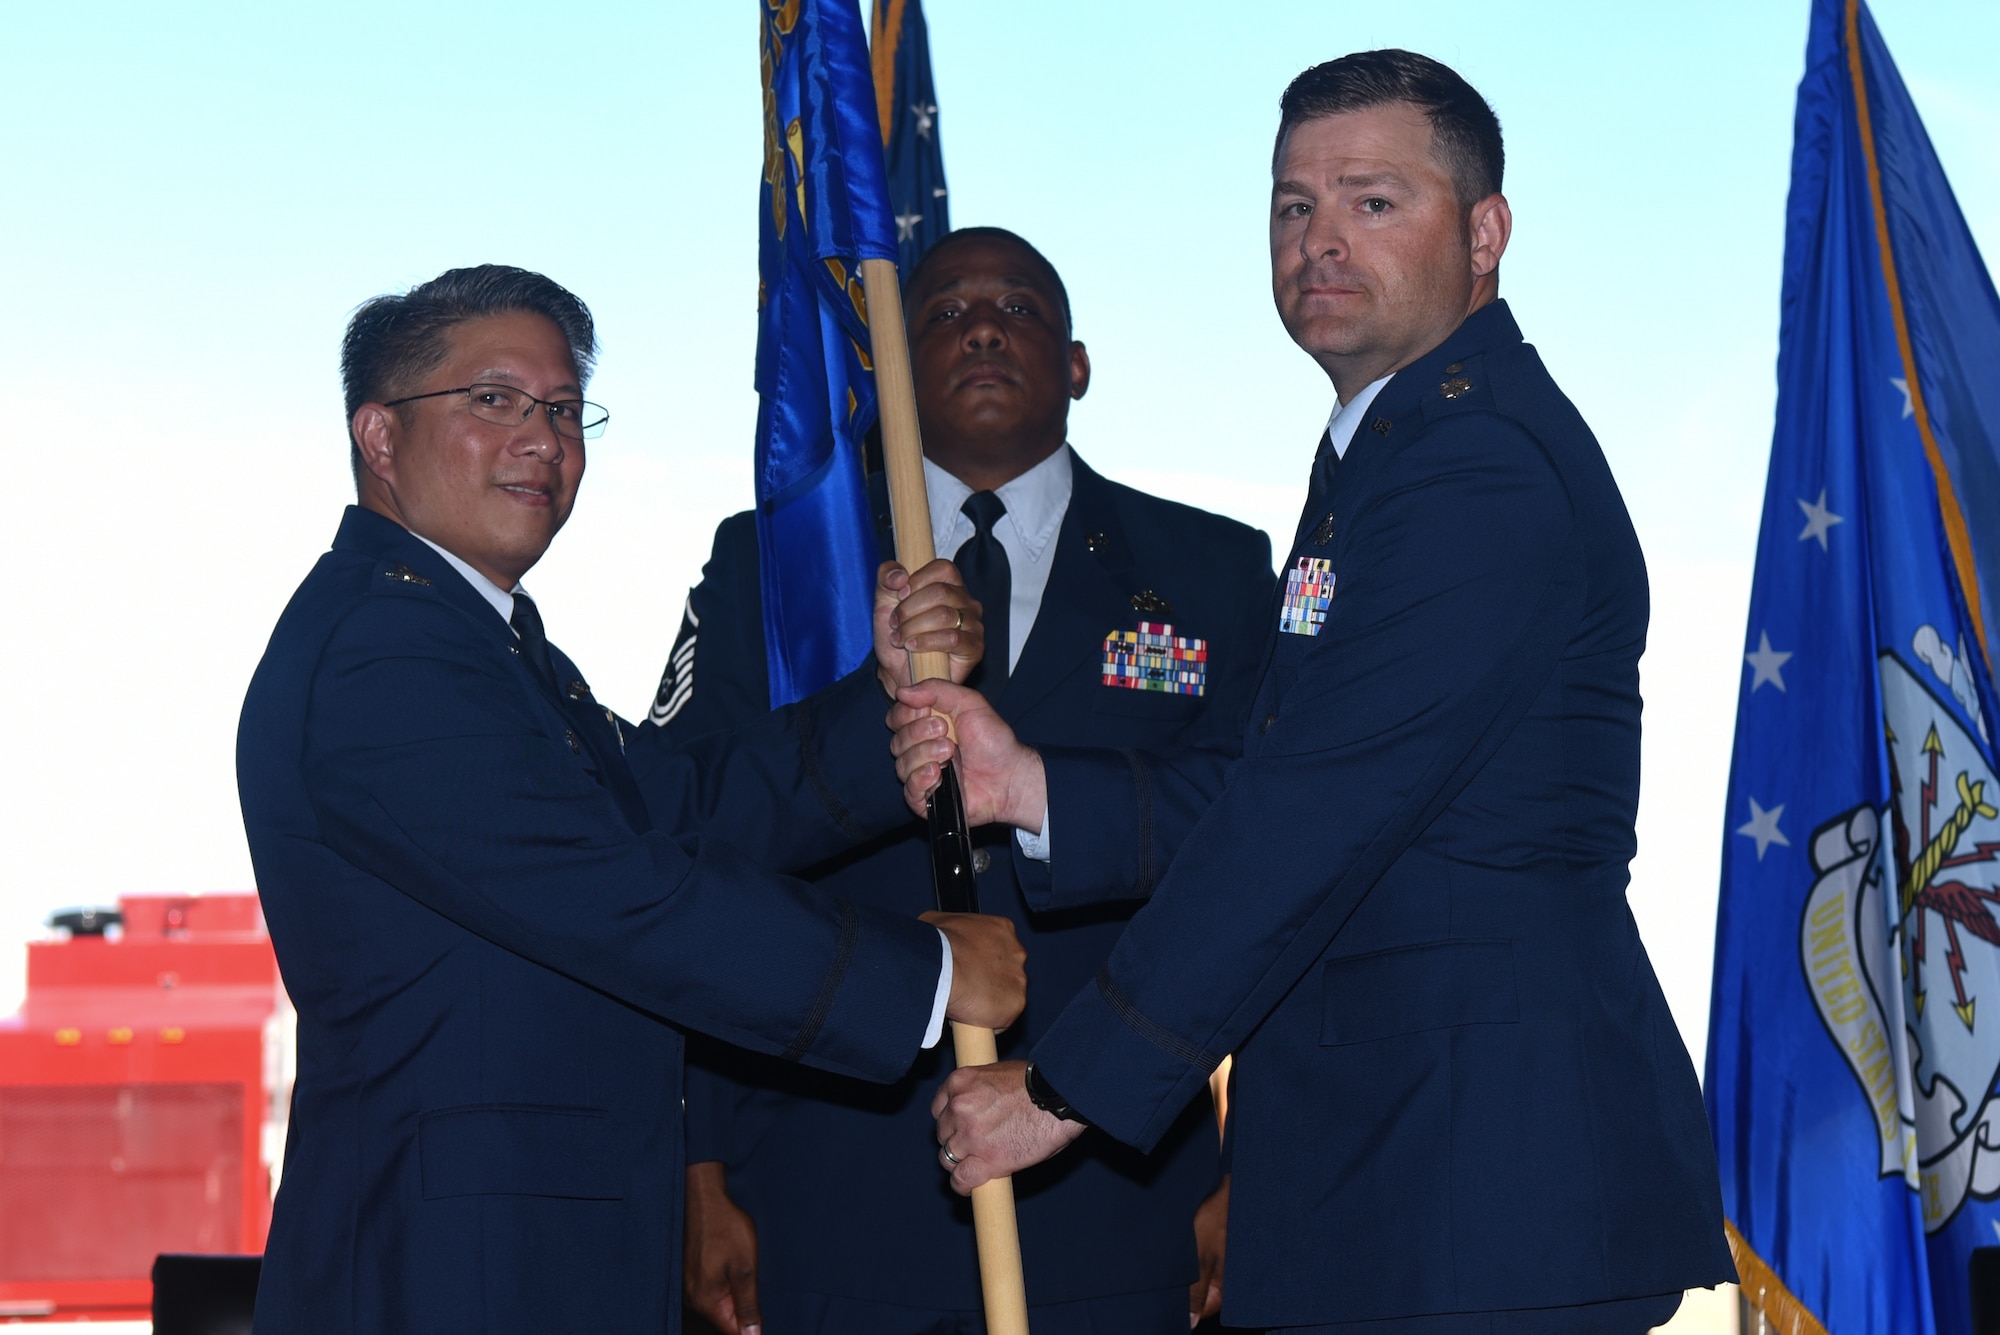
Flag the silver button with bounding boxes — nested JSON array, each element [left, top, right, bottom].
[[1260, 714, 1277, 734], [971, 849, 992, 876]]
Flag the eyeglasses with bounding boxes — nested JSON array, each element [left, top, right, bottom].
[[385, 383, 610, 441]]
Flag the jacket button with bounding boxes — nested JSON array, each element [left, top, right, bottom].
[[971, 849, 992, 876], [566, 729, 581, 755], [1260, 714, 1277, 734]]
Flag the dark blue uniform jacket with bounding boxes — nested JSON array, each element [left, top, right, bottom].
[[653, 453, 1273, 1308], [1022, 305, 1737, 1328], [237, 507, 943, 1334]]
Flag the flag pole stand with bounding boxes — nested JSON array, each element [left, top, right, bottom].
[[860, 255, 1032, 1335]]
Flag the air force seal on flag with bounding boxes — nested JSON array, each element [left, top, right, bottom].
[[1803, 635, 2000, 1233]]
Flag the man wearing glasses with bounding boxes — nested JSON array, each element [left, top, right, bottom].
[[236, 265, 1028, 1334]]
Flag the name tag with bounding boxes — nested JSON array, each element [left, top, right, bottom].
[[1279, 557, 1335, 636], [1102, 621, 1208, 696]]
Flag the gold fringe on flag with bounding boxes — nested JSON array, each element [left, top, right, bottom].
[[1726, 1220, 1830, 1335]]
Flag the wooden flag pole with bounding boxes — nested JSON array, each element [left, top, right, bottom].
[[860, 255, 1032, 1335]]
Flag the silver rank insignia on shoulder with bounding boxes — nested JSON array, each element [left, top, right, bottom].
[[1131, 589, 1172, 616], [1311, 512, 1337, 546], [566, 679, 592, 701], [384, 563, 431, 586], [604, 708, 625, 754], [1440, 375, 1474, 399]]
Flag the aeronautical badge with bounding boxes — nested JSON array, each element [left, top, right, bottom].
[[1310, 512, 1337, 546], [1102, 621, 1207, 696], [1278, 556, 1334, 636], [1801, 635, 2000, 1233]]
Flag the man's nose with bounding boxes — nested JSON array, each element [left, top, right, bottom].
[[1302, 208, 1348, 262], [959, 304, 1008, 350], [514, 408, 567, 462]]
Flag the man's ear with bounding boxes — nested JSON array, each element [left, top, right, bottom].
[[1068, 340, 1092, 401], [1469, 193, 1512, 279], [352, 404, 399, 485]]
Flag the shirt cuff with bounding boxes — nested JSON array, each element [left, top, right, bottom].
[[1015, 807, 1052, 862], [923, 927, 952, 1048]]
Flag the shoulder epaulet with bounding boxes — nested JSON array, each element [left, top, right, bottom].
[[1416, 355, 1497, 423]]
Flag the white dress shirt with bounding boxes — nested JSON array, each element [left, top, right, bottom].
[[413, 530, 956, 1046], [415, 533, 525, 623], [922, 445, 1072, 673], [1324, 373, 1394, 460], [923, 448, 1073, 857]]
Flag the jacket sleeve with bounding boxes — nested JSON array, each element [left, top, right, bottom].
[[302, 597, 937, 1084], [644, 511, 770, 744], [622, 514, 907, 872], [1013, 526, 1274, 912], [640, 513, 809, 1163], [1031, 413, 1587, 1150]]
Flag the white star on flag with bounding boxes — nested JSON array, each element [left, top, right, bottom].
[[1797, 488, 1844, 550], [1745, 631, 1793, 692], [895, 212, 922, 242], [911, 102, 937, 139], [1737, 798, 1791, 860], [1892, 376, 1915, 419]]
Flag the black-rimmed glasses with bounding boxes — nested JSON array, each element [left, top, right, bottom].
[[385, 383, 609, 441]]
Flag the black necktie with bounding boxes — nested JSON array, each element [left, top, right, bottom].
[[954, 491, 1010, 701], [509, 589, 652, 830], [1312, 427, 1341, 488], [510, 592, 558, 692]]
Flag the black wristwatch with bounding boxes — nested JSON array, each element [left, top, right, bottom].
[[1024, 1060, 1089, 1125]]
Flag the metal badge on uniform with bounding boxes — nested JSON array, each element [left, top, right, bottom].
[[1279, 556, 1334, 636], [1310, 512, 1337, 546], [383, 563, 431, 586], [1101, 621, 1208, 696]]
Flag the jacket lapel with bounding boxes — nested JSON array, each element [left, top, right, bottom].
[[999, 457, 1143, 723], [333, 507, 653, 833], [335, 506, 517, 643]]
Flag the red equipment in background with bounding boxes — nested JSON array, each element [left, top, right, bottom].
[[0, 894, 292, 1323]]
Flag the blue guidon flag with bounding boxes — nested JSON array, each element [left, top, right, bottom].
[[1708, 1, 2000, 1330], [752, 0, 898, 706], [869, 0, 949, 272]]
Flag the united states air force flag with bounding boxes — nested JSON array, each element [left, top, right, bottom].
[[753, 0, 898, 706], [870, 0, 949, 272], [1708, 1, 2000, 1331]]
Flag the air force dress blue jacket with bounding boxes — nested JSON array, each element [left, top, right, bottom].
[[236, 506, 945, 1334], [1021, 304, 1736, 1329], [653, 453, 1273, 1309]]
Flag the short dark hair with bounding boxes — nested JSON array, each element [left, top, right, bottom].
[[1275, 51, 1504, 209], [903, 226, 1073, 335], [341, 264, 598, 483]]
